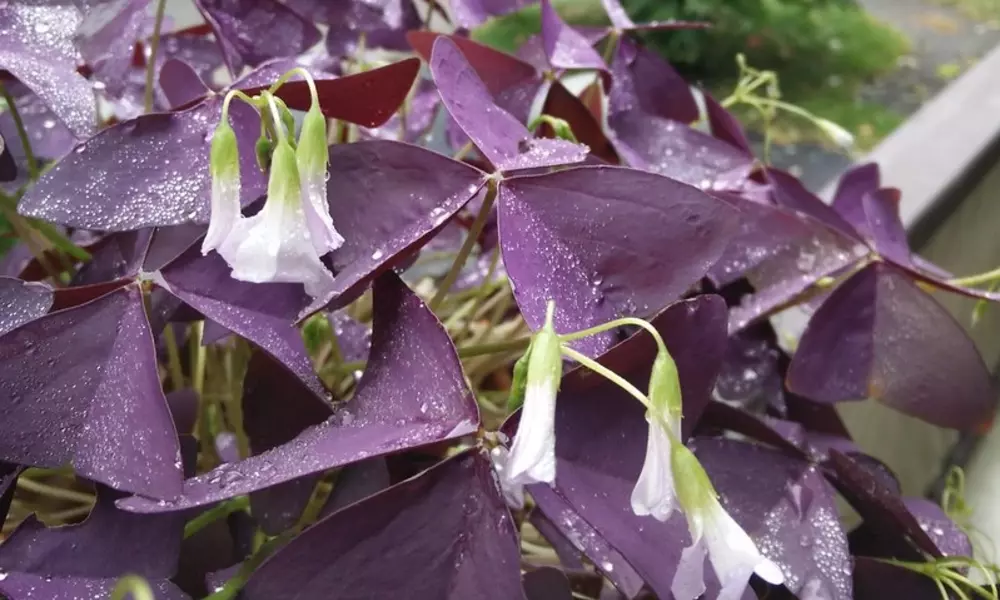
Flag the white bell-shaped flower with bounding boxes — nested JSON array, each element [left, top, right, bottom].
[[632, 350, 683, 520], [670, 443, 785, 600], [507, 301, 563, 485], [217, 138, 335, 299], [297, 104, 345, 256], [202, 120, 241, 254], [489, 445, 525, 510]]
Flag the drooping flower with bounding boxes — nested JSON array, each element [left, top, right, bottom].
[[632, 349, 684, 520], [217, 136, 336, 299], [297, 104, 345, 255], [202, 120, 241, 254], [670, 442, 785, 600], [489, 445, 525, 510], [507, 300, 563, 485], [815, 117, 855, 149]]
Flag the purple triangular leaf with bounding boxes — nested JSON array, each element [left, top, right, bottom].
[[19, 95, 265, 231], [449, 0, 533, 28], [713, 324, 784, 410], [527, 485, 647, 598], [119, 272, 479, 513], [498, 166, 737, 355], [601, 0, 636, 29], [787, 262, 994, 429], [0, 131, 15, 181], [241, 350, 333, 535], [317, 0, 421, 57], [0, 277, 53, 337], [307, 141, 487, 314], [193, 0, 321, 77], [703, 91, 753, 154], [826, 450, 939, 560], [524, 567, 574, 600], [831, 162, 880, 232], [71, 229, 153, 286], [317, 457, 392, 520], [238, 450, 524, 600], [142, 223, 207, 272], [408, 32, 540, 97], [0, 573, 190, 600], [610, 38, 698, 124], [861, 188, 912, 267], [0, 83, 77, 160], [0, 486, 183, 578], [608, 111, 753, 190], [540, 0, 607, 72], [526, 296, 728, 598], [158, 58, 211, 109], [853, 557, 941, 600], [850, 497, 971, 558], [327, 310, 372, 363], [0, 284, 182, 499], [693, 438, 852, 599], [156, 246, 326, 400], [430, 36, 588, 172], [0, 3, 96, 139], [767, 169, 861, 242], [0, 462, 22, 525], [74, 0, 152, 98]]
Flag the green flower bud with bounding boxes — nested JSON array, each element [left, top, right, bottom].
[[671, 442, 718, 516], [507, 338, 535, 413], [210, 120, 239, 180], [255, 135, 273, 171], [649, 349, 682, 422], [528, 301, 562, 395], [267, 139, 301, 207], [297, 104, 328, 178]]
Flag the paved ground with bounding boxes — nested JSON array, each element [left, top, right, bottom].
[[770, 0, 1000, 191]]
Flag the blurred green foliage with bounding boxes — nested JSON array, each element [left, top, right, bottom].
[[473, 0, 910, 150]]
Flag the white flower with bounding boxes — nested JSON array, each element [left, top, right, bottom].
[[815, 117, 854, 149], [631, 414, 677, 520], [297, 105, 344, 256], [507, 301, 562, 485], [490, 445, 525, 509], [671, 443, 785, 600], [202, 121, 241, 254], [632, 350, 683, 521], [217, 139, 335, 299]]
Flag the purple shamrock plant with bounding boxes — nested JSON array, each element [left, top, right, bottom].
[[0, 2, 998, 600]]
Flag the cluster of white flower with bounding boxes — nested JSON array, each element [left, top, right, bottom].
[[205, 76, 343, 299], [497, 303, 785, 600]]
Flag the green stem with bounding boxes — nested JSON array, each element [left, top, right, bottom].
[[560, 317, 667, 357], [184, 496, 250, 539], [111, 575, 155, 600], [221, 89, 257, 124], [460, 337, 532, 358], [429, 179, 495, 310], [191, 321, 207, 396], [601, 30, 620, 66], [560, 346, 651, 410], [203, 533, 292, 599], [268, 67, 319, 106], [16, 477, 94, 504], [0, 82, 38, 179], [262, 92, 287, 142], [144, 0, 168, 113], [162, 325, 186, 390], [949, 266, 1000, 288]]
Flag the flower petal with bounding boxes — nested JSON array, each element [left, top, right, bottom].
[[703, 499, 785, 594], [301, 173, 344, 255], [202, 170, 241, 254], [219, 200, 335, 299], [508, 377, 558, 484], [631, 417, 676, 521], [671, 538, 707, 600]]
